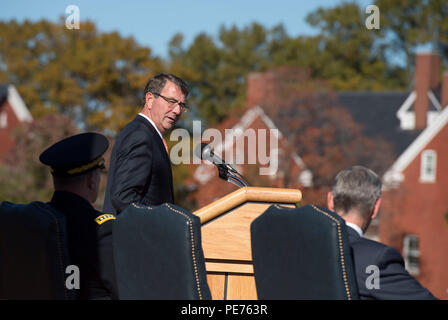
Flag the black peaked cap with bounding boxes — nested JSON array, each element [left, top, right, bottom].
[[39, 132, 109, 176]]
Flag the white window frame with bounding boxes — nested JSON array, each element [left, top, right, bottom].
[[420, 150, 437, 183], [403, 234, 420, 276]]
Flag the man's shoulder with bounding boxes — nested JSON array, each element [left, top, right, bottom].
[[115, 116, 156, 146], [349, 234, 403, 267], [93, 212, 115, 237], [350, 232, 437, 300], [120, 116, 153, 136], [351, 235, 390, 251]]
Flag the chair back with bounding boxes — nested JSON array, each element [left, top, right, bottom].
[[251, 204, 359, 300], [113, 203, 211, 300], [0, 201, 74, 299]]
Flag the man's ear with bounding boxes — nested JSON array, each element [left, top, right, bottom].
[[327, 192, 335, 211], [145, 92, 153, 109], [371, 197, 382, 220], [86, 171, 96, 191]]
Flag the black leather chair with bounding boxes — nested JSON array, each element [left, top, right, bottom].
[[113, 203, 211, 300], [0, 201, 74, 299], [251, 204, 359, 300]]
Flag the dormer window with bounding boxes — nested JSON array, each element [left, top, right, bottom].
[[397, 91, 441, 130], [420, 150, 436, 183]]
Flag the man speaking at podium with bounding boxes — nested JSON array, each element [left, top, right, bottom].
[[103, 73, 189, 215]]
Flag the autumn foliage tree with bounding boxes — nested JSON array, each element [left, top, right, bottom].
[[1, 2, 444, 206], [0, 113, 78, 203], [0, 18, 163, 134], [255, 67, 396, 205]]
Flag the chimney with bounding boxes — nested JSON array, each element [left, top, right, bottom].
[[441, 71, 448, 109], [414, 52, 440, 129], [245, 72, 275, 108]]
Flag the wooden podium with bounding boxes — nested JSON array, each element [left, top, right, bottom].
[[193, 187, 302, 300]]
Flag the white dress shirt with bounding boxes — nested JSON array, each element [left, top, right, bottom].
[[138, 113, 163, 141], [345, 222, 364, 237]]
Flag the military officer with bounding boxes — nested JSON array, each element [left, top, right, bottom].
[[39, 132, 117, 299]]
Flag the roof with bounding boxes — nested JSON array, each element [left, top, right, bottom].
[[408, 90, 442, 111], [0, 84, 8, 105], [193, 106, 311, 185], [384, 104, 448, 186], [0, 84, 33, 122], [336, 91, 422, 157]]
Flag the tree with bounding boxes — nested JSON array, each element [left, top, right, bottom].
[[167, 6, 412, 128], [0, 18, 163, 134], [168, 23, 273, 125], [258, 67, 396, 205], [375, 0, 448, 71], [0, 113, 78, 203], [305, 2, 406, 90]]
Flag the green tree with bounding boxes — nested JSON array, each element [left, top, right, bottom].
[[168, 6, 413, 127], [305, 2, 406, 90], [168, 23, 273, 125], [376, 0, 448, 72], [0, 18, 163, 134]]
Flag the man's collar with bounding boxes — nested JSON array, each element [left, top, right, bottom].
[[50, 190, 94, 211], [138, 113, 163, 141], [345, 221, 364, 237]]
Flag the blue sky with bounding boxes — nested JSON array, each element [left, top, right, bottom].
[[1, 0, 373, 58]]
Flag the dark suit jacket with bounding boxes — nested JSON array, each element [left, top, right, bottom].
[[103, 115, 174, 215], [49, 191, 117, 299], [347, 226, 437, 300]]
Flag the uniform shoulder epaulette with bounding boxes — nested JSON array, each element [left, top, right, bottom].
[[95, 213, 116, 225]]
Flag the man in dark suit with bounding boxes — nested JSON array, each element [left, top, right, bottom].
[[327, 165, 437, 300], [103, 73, 189, 215], [40, 132, 117, 299]]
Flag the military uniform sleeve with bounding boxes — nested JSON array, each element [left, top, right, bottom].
[[110, 130, 153, 213], [96, 217, 119, 300]]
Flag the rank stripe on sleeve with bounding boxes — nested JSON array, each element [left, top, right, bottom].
[[95, 214, 116, 225]]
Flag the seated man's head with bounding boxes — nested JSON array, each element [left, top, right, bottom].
[[327, 165, 382, 233], [39, 132, 109, 204], [52, 168, 102, 204]]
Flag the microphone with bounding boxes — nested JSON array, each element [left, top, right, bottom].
[[195, 142, 225, 166], [195, 142, 249, 188]]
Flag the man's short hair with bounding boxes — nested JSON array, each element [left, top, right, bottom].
[[53, 170, 93, 190], [142, 73, 189, 106], [331, 166, 382, 219]]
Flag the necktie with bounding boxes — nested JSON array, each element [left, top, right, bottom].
[[162, 137, 169, 155]]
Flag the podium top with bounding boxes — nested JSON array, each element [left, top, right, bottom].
[[194, 187, 302, 224]]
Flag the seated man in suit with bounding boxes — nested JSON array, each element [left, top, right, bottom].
[[40, 132, 117, 299], [326, 165, 436, 300]]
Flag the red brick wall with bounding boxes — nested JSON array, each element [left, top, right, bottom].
[[190, 114, 304, 209], [0, 101, 21, 159], [414, 53, 440, 129], [380, 123, 448, 299], [442, 72, 448, 108], [245, 72, 276, 108]]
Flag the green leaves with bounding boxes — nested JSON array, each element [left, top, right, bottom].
[[0, 19, 163, 134]]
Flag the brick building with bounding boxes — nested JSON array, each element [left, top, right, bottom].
[[187, 53, 448, 298], [0, 84, 33, 159], [381, 53, 448, 299]]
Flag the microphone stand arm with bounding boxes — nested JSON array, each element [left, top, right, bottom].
[[217, 164, 249, 188]]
